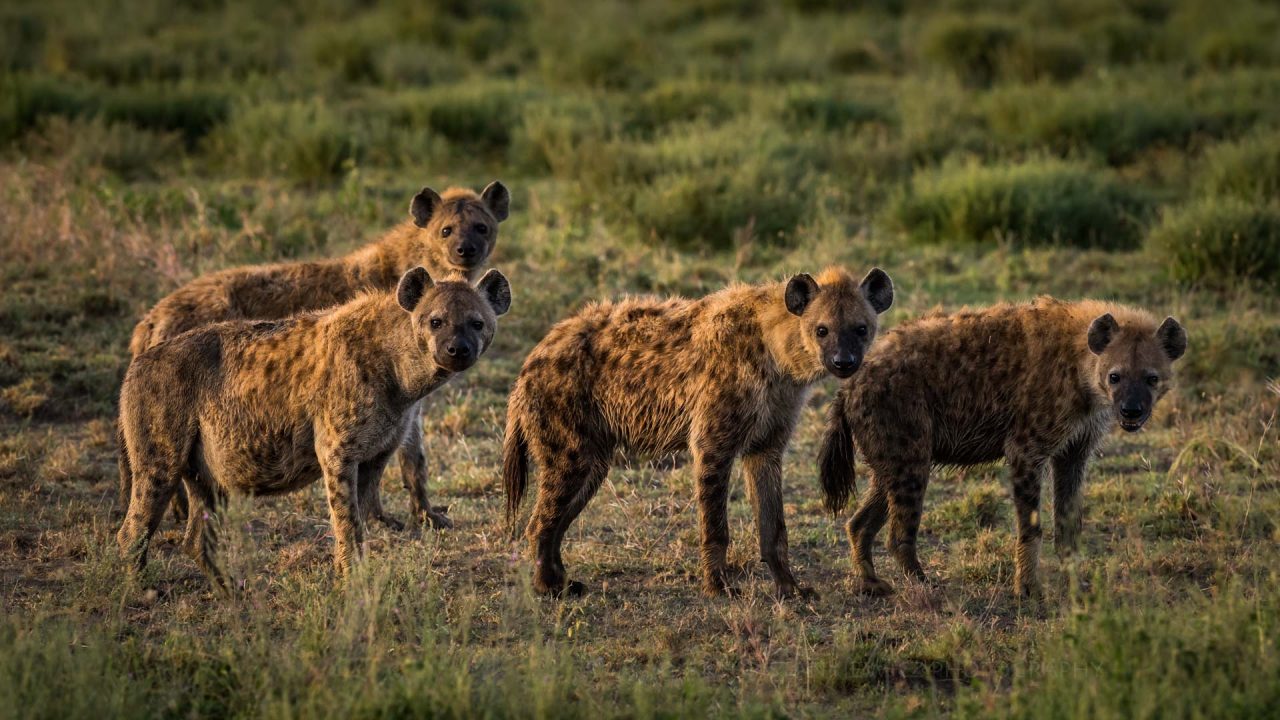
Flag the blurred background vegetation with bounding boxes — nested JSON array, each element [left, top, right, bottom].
[[2, 0, 1279, 269]]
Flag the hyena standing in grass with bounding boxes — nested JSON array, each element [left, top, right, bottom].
[[504, 267, 894, 598], [124, 181, 510, 530], [117, 268, 511, 583], [818, 298, 1187, 599]]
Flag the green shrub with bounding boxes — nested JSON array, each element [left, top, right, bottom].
[[780, 88, 889, 132], [1147, 198, 1280, 286], [29, 116, 182, 180], [1197, 130, 1280, 201], [573, 120, 819, 250], [983, 73, 1268, 164], [1083, 13, 1157, 64], [888, 158, 1151, 249], [0, 75, 228, 147], [1004, 32, 1087, 83], [622, 81, 745, 137], [919, 16, 1021, 87], [207, 100, 357, 184], [415, 81, 533, 153]]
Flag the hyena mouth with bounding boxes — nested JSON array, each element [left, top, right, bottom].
[[1119, 418, 1147, 432]]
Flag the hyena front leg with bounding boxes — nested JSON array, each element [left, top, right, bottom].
[[691, 413, 742, 597], [1051, 435, 1093, 556], [182, 477, 229, 590], [742, 446, 811, 599], [358, 452, 399, 534], [318, 443, 363, 578], [1007, 452, 1048, 600], [398, 408, 452, 529]]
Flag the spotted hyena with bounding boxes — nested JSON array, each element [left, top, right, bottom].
[[818, 297, 1187, 598], [117, 268, 511, 584], [504, 267, 894, 598]]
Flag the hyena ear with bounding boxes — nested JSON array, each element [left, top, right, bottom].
[[397, 267, 433, 312], [1087, 313, 1118, 355], [1156, 316, 1187, 361], [481, 181, 510, 222], [476, 269, 511, 316], [860, 267, 894, 314], [410, 187, 443, 228], [785, 273, 820, 316]]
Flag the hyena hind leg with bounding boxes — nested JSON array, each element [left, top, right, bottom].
[[117, 468, 183, 574], [846, 478, 893, 596], [526, 455, 608, 597]]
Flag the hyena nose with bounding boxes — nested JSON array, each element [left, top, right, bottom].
[[456, 244, 478, 259], [831, 353, 859, 372], [1120, 402, 1144, 419], [447, 344, 471, 358]]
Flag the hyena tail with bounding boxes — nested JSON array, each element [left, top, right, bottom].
[[817, 388, 857, 517], [502, 409, 530, 534], [116, 419, 133, 513]]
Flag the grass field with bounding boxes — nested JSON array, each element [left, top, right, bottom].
[[2, 0, 1279, 717]]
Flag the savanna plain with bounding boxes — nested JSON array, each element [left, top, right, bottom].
[[2, 0, 1279, 717]]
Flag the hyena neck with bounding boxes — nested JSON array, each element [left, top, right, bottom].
[[321, 295, 452, 406], [757, 287, 825, 385], [357, 221, 482, 286], [344, 224, 421, 288]]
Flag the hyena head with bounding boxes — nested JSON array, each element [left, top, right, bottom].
[[409, 181, 510, 275], [1087, 312, 1187, 432], [396, 267, 512, 373], [785, 267, 894, 379]]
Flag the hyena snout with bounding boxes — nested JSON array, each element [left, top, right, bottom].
[[828, 349, 861, 378], [436, 334, 479, 371], [1116, 386, 1153, 431]]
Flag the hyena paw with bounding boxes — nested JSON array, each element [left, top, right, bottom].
[[853, 576, 896, 597], [376, 513, 406, 532], [776, 582, 818, 601], [420, 506, 453, 530]]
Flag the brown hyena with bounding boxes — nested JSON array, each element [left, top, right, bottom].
[[124, 181, 510, 530], [503, 267, 894, 598], [817, 297, 1187, 599], [116, 268, 511, 584]]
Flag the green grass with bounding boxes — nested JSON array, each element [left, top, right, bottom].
[[2, 0, 1280, 717]]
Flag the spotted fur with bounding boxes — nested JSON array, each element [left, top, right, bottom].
[[123, 181, 510, 530], [818, 297, 1187, 599], [504, 267, 893, 598], [116, 269, 511, 585]]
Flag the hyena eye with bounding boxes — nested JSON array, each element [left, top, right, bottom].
[[815, 326, 829, 338], [470, 320, 484, 331], [441, 226, 453, 238], [1108, 372, 1121, 385], [855, 324, 868, 337], [474, 223, 489, 235], [429, 318, 444, 329], [1145, 374, 1160, 387]]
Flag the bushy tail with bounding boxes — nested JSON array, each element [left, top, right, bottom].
[[116, 419, 132, 513], [817, 388, 857, 517], [502, 408, 530, 535]]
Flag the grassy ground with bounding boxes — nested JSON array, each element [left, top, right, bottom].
[[2, 0, 1279, 717]]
